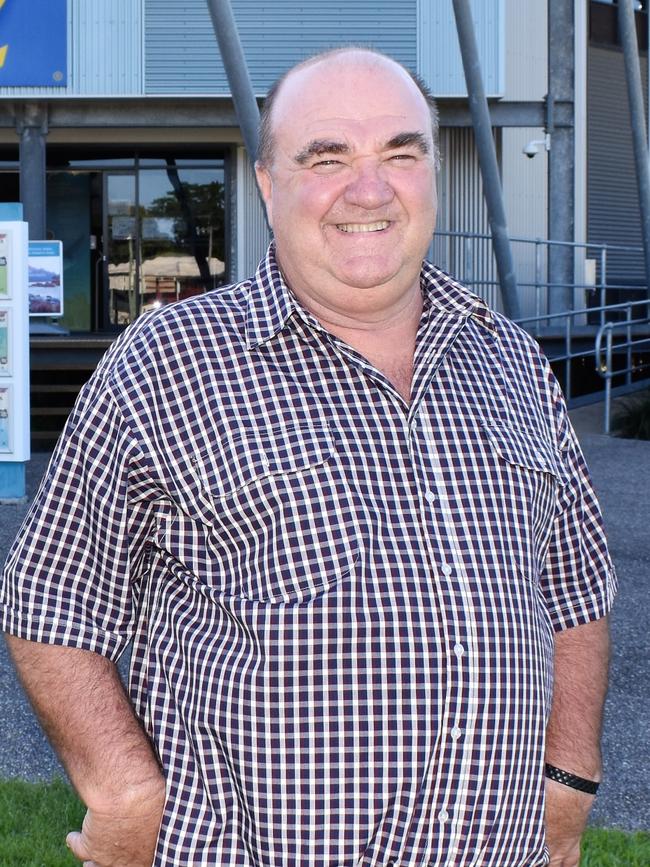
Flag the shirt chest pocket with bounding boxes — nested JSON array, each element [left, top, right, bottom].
[[185, 424, 360, 603], [479, 422, 570, 579]]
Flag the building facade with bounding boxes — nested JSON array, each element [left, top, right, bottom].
[[0, 0, 646, 441]]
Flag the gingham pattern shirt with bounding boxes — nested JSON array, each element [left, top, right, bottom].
[[2, 245, 616, 866]]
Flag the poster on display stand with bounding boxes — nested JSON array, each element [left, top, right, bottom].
[[0, 230, 12, 299], [0, 308, 10, 376], [0, 220, 30, 465], [0, 385, 11, 452], [28, 241, 64, 316]]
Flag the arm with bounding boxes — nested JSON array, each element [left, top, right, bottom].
[[544, 616, 610, 866], [6, 635, 165, 867]]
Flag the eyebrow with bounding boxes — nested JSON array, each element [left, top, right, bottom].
[[293, 139, 350, 165], [293, 131, 431, 165], [385, 132, 431, 154]]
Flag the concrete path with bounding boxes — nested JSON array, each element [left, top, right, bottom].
[[0, 403, 648, 832]]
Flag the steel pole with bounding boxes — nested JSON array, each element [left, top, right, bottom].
[[451, 0, 521, 320], [618, 0, 650, 300], [547, 0, 575, 314], [205, 0, 260, 164]]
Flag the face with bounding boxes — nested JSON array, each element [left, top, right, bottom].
[[255, 53, 438, 323]]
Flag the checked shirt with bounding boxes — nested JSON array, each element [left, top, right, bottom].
[[1, 245, 616, 866]]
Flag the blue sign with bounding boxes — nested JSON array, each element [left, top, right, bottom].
[[0, 0, 67, 87]]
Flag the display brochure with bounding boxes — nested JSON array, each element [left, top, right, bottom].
[[0, 231, 11, 299], [0, 309, 9, 376], [0, 385, 10, 452], [28, 240, 64, 316]]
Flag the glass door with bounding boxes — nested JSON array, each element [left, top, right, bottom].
[[101, 159, 226, 330], [104, 172, 138, 327]]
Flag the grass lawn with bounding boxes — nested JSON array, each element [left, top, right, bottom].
[[0, 777, 648, 865]]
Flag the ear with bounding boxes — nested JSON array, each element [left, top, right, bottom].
[[254, 162, 274, 228]]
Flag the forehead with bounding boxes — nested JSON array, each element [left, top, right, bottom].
[[271, 56, 431, 150]]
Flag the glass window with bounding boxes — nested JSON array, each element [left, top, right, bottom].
[[138, 163, 226, 318]]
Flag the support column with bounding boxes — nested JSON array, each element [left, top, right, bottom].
[[17, 103, 48, 241], [548, 0, 576, 314], [619, 0, 650, 301]]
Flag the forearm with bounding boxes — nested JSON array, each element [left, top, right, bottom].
[[5, 635, 164, 811], [546, 616, 611, 778]]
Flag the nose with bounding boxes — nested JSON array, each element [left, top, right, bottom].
[[343, 161, 395, 210]]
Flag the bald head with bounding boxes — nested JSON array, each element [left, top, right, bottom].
[[256, 48, 440, 170]]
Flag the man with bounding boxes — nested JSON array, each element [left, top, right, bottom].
[[1, 49, 616, 867]]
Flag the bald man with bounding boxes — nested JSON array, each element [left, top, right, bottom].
[[2, 49, 615, 867]]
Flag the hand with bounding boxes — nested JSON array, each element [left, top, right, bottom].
[[544, 777, 595, 866], [66, 781, 165, 867]]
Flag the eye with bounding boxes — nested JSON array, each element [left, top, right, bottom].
[[388, 153, 416, 163], [310, 159, 347, 174]]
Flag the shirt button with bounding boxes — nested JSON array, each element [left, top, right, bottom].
[[441, 563, 453, 576], [425, 490, 437, 504], [454, 643, 465, 658], [438, 809, 449, 822], [451, 726, 462, 740]]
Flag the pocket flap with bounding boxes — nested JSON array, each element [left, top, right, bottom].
[[481, 422, 569, 483], [193, 424, 336, 497]]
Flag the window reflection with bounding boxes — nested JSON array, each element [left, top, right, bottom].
[[106, 160, 226, 326]]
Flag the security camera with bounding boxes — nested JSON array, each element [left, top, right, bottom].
[[522, 135, 551, 159]]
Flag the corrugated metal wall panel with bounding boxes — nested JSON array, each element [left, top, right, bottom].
[[587, 45, 646, 287], [502, 126, 548, 320], [504, 0, 546, 101], [145, 0, 417, 94], [72, 0, 143, 94], [432, 127, 500, 311], [418, 0, 504, 97], [0, 0, 143, 97], [236, 148, 271, 280]]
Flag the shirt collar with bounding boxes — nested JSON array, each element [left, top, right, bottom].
[[420, 259, 496, 333], [245, 243, 496, 350]]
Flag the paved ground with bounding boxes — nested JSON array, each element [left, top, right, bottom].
[[0, 401, 648, 831]]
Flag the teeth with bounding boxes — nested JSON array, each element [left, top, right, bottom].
[[336, 221, 390, 233]]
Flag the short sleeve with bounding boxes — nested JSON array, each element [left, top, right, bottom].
[[539, 376, 618, 631], [0, 374, 157, 660]]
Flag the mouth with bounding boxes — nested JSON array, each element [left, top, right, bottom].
[[336, 221, 391, 234]]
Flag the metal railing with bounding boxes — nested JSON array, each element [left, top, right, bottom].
[[595, 302, 650, 433], [514, 299, 649, 407], [431, 230, 650, 423], [431, 230, 646, 329]]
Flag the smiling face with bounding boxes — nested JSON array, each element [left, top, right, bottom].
[[255, 52, 438, 324]]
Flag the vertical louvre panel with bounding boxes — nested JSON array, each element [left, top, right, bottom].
[[433, 128, 499, 311], [418, 0, 504, 97], [587, 45, 646, 288], [72, 0, 143, 94], [145, 0, 417, 94], [236, 149, 271, 280]]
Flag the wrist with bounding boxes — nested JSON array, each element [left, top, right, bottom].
[[545, 762, 600, 795], [85, 770, 166, 816]]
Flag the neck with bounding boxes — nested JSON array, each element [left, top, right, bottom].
[[312, 292, 422, 404]]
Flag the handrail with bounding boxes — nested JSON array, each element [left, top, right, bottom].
[[595, 311, 650, 433]]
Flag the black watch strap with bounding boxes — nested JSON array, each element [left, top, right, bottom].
[[545, 763, 600, 795]]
